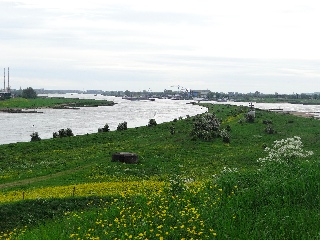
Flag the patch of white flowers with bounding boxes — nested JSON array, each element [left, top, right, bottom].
[[258, 136, 313, 164], [168, 175, 195, 194], [221, 166, 239, 173]]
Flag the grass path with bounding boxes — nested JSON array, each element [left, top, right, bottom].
[[0, 163, 95, 190]]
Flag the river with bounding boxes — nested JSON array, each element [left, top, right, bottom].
[[1, 94, 319, 145], [0, 94, 208, 145]]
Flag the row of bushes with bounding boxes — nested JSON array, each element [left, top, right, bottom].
[[30, 128, 74, 142], [30, 109, 280, 143], [30, 119, 159, 142]]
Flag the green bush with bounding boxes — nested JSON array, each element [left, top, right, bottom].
[[147, 119, 157, 127], [30, 132, 41, 142], [170, 125, 175, 135], [265, 124, 275, 134], [98, 123, 110, 132], [219, 129, 231, 143], [262, 119, 272, 124], [245, 113, 255, 123], [117, 121, 127, 131], [53, 128, 74, 138], [191, 113, 220, 141]]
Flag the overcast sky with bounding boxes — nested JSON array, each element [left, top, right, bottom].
[[1, 0, 320, 93]]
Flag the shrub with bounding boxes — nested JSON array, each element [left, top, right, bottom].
[[147, 119, 157, 127], [258, 136, 313, 165], [117, 121, 127, 131], [246, 113, 255, 123], [30, 132, 41, 142], [264, 124, 275, 134], [98, 123, 110, 133], [191, 113, 220, 141], [219, 129, 231, 143], [165, 174, 193, 196], [53, 128, 74, 138], [262, 120, 272, 124], [170, 126, 175, 135]]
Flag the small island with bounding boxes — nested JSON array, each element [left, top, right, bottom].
[[0, 96, 115, 113]]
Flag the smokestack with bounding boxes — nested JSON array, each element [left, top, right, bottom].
[[3, 68, 5, 92], [8, 67, 9, 92]]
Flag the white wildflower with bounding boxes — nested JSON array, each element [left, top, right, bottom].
[[258, 136, 313, 165]]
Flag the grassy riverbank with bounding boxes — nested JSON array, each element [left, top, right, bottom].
[[237, 97, 320, 105], [1, 103, 320, 239], [0, 97, 114, 109]]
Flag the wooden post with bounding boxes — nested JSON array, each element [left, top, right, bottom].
[[249, 102, 254, 110], [72, 186, 76, 197], [22, 192, 25, 200]]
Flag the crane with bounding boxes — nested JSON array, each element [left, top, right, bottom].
[[170, 85, 189, 93], [170, 85, 191, 99]]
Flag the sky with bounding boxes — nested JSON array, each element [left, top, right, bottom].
[[1, 0, 320, 94]]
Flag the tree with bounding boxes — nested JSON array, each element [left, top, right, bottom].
[[30, 132, 41, 142], [124, 90, 131, 97], [22, 87, 37, 99]]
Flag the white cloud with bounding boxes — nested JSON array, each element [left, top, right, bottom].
[[1, 0, 320, 93]]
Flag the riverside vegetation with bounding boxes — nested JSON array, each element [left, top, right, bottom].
[[0, 103, 320, 239], [0, 97, 114, 110]]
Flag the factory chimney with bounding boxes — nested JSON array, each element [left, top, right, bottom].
[[8, 67, 9, 92], [3, 68, 5, 92]]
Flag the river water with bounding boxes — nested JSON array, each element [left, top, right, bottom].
[[1, 94, 319, 145], [0, 94, 208, 145]]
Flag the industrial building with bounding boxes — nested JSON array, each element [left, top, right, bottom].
[[1, 67, 11, 99]]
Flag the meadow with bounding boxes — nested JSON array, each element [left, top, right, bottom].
[[0, 97, 114, 109], [0, 103, 320, 239]]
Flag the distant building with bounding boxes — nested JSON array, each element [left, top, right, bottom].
[[190, 90, 211, 98], [0, 92, 11, 100]]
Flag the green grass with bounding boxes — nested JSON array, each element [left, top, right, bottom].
[[234, 97, 320, 105], [1, 103, 320, 239], [0, 97, 114, 109]]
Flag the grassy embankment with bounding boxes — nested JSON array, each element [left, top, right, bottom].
[[0, 97, 114, 110], [238, 97, 320, 105], [0, 103, 320, 239]]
